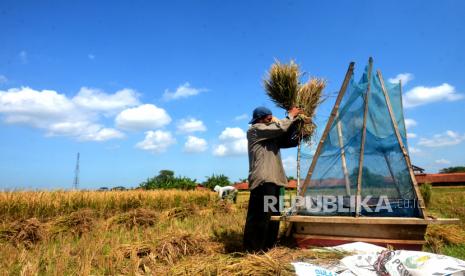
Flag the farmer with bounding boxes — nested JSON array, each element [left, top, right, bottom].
[[243, 106, 304, 252], [214, 185, 238, 203]]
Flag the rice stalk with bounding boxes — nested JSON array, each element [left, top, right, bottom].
[[264, 60, 300, 110], [51, 208, 96, 237], [111, 208, 159, 228], [0, 218, 46, 248]]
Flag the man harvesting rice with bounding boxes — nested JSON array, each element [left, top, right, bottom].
[[243, 60, 324, 252], [243, 106, 304, 252]]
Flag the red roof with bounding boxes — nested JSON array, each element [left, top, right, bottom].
[[415, 173, 465, 185], [195, 184, 209, 191], [234, 182, 249, 190], [287, 179, 297, 189], [233, 180, 300, 190]]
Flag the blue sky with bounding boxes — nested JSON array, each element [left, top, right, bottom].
[[1, 1, 464, 190]]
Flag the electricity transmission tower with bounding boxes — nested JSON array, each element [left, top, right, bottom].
[[73, 152, 80, 190]]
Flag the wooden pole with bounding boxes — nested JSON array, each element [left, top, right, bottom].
[[377, 70, 427, 219], [336, 111, 351, 195], [300, 62, 355, 197], [355, 57, 373, 217]]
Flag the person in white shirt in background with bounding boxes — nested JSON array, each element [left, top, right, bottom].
[[214, 185, 238, 203]]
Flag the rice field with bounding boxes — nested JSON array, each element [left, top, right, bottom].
[[0, 188, 463, 275]]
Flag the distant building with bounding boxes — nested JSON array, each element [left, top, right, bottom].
[[412, 165, 425, 174], [233, 180, 299, 190], [196, 184, 209, 191], [233, 182, 249, 190], [415, 172, 465, 186]]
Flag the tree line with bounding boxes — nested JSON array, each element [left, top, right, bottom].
[[139, 170, 232, 190]]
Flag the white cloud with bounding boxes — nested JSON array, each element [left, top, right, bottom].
[[213, 145, 227, 156], [177, 118, 206, 133], [409, 147, 421, 154], [0, 75, 7, 84], [0, 87, 78, 128], [213, 127, 247, 156], [163, 82, 207, 101], [407, 133, 417, 139], [136, 130, 175, 153], [403, 83, 463, 108], [73, 87, 139, 113], [19, 51, 28, 64], [219, 127, 246, 141], [46, 121, 124, 142], [0, 86, 139, 142], [404, 118, 417, 129], [115, 104, 171, 131], [389, 73, 414, 86], [234, 113, 248, 121], [282, 156, 296, 171], [435, 159, 451, 165], [418, 130, 465, 147], [184, 136, 208, 153], [88, 54, 95, 60]]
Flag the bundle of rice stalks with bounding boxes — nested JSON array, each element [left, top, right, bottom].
[[120, 242, 153, 258], [154, 232, 218, 265], [264, 60, 300, 110], [223, 247, 345, 275], [264, 60, 324, 140], [112, 208, 158, 228], [296, 78, 326, 140], [213, 200, 233, 214], [426, 225, 465, 252], [51, 208, 96, 237], [166, 205, 198, 220], [0, 218, 45, 248]]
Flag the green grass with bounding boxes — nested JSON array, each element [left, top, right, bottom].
[[423, 186, 465, 259]]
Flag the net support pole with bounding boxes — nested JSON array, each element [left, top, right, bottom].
[[377, 70, 427, 219], [355, 57, 373, 217], [336, 111, 351, 195], [300, 62, 355, 197]]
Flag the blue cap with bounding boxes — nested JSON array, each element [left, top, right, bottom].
[[249, 106, 272, 124]]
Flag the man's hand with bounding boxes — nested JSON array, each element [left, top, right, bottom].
[[288, 107, 303, 118], [299, 114, 311, 124]]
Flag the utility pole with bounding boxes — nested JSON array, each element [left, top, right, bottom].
[[73, 152, 80, 190]]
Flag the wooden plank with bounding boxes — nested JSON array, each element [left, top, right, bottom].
[[294, 222, 426, 240], [377, 70, 427, 219], [300, 62, 355, 197], [294, 233, 425, 245], [356, 57, 373, 216], [426, 218, 461, 225], [271, 215, 459, 225], [271, 215, 429, 225]]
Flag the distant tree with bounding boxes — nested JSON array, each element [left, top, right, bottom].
[[203, 174, 231, 190], [238, 178, 248, 183], [287, 176, 296, 181], [439, 166, 465, 174], [139, 170, 196, 190], [156, 170, 175, 183]]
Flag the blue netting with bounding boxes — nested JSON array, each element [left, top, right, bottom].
[[299, 61, 420, 218]]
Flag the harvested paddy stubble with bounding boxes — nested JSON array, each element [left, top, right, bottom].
[[0, 189, 463, 274]]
